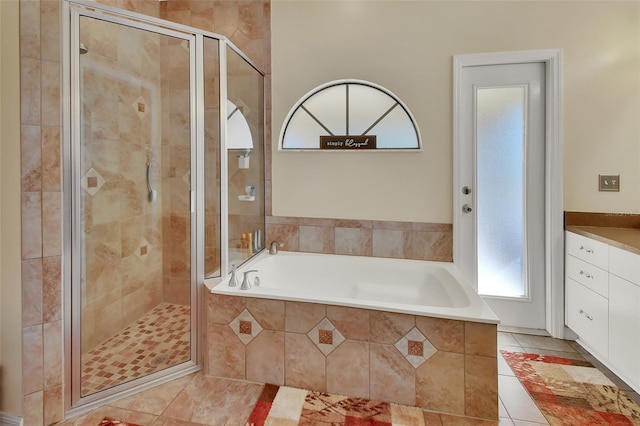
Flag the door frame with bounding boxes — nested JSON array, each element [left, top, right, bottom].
[[452, 50, 564, 338]]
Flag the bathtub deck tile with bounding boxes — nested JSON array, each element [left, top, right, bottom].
[[207, 293, 246, 325], [326, 340, 370, 399], [246, 330, 285, 386], [326, 305, 370, 341], [416, 316, 464, 354], [465, 322, 497, 357], [369, 311, 415, 345], [284, 301, 326, 334], [206, 323, 245, 379], [247, 297, 285, 331], [284, 333, 326, 391], [370, 343, 416, 407], [464, 354, 499, 420], [416, 351, 465, 415]]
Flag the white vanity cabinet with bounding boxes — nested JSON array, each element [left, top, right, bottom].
[[609, 246, 640, 389], [565, 232, 609, 358], [566, 230, 640, 392]]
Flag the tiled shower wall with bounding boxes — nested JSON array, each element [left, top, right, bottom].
[[19, 0, 271, 423], [159, 34, 192, 306], [78, 17, 164, 354], [207, 294, 498, 421], [20, 0, 65, 423], [157, 1, 271, 278], [203, 38, 221, 277]]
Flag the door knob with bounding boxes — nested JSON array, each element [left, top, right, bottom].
[[462, 204, 473, 213]]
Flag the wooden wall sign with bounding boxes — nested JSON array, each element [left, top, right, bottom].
[[320, 135, 377, 150]]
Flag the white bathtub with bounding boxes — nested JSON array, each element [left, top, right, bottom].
[[207, 251, 499, 324]]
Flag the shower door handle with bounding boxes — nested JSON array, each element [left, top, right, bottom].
[[146, 162, 157, 202], [462, 204, 473, 214]]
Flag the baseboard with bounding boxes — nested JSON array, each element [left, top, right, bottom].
[[0, 412, 22, 426]]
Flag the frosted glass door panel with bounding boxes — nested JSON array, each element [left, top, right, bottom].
[[476, 86, 527, 298]]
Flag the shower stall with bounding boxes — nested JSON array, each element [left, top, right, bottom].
[[63, 0, 265, 409]]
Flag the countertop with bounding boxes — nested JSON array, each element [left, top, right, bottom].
[[566, 226, 640, 256]]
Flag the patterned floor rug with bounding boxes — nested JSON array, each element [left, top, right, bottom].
[[501, 350, 640, 425], [246, 384, 426, 425]]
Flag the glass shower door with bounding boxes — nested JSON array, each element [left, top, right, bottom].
[[75, 13, 195, 397], [225, 46, 265, 270]]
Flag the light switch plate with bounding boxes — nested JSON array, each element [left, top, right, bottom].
[[599, 174, 620, 192]]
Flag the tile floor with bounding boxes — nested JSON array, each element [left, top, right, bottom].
[[81, 303, 191, 396], [59, 332, 640, 425]]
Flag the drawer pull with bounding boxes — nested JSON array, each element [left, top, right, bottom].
[[579, 245, 594, 254], [579, 270, 593, 279], [579, 308, 594, 321]]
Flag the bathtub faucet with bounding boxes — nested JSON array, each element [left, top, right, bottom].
[[228, 264, 238, 287], [240, 270, 258, 290], [269, 241, 283, 255]]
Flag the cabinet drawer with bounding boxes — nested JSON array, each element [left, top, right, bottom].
[[566, 232, 609, 270], [566, 254, 608, 298], [566, 278, 608, 357], [610, 246, 640, 285]]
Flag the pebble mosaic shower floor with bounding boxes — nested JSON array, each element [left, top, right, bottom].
[[81, 303, 191, 395]]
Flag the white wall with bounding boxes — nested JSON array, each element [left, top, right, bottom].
[[1, 0, 23, 417], [272, 1, 640, 222]]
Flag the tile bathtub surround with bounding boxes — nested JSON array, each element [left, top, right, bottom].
[[266, 216, 453, 261], [207, 294, 498, 420]]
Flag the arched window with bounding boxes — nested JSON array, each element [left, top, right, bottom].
[[279, 80, 422, 150]]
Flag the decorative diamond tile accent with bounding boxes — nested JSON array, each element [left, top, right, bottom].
[[408, 340, 423, 357], [180, 40, 190, 52], [239, 320, 252, 335], [81, 168, 105, 196], [395, 327, 436, 368], [229, 309, 263, 345], [182, 170, 190, 187], [319, 329, 333, 345], [132, 95, 147, 119], [135, 238, 150, 261], [307, 318, 344, 356]]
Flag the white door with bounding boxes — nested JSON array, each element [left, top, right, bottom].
[[457, 61, 546, 330]]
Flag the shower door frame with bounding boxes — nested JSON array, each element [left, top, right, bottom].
[[62, 0, 266, 413]]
